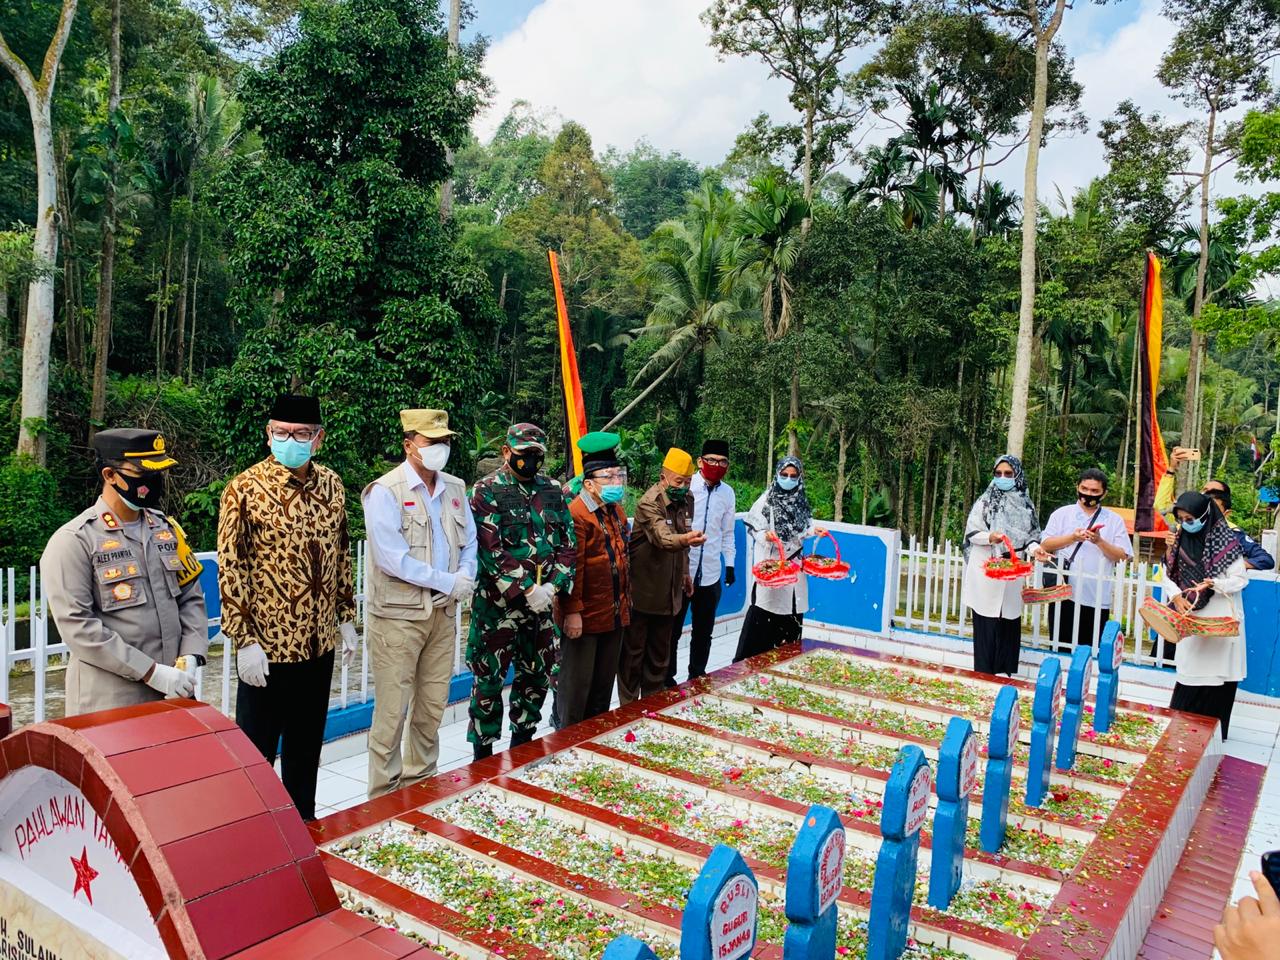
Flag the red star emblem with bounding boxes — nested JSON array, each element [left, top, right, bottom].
[[70, 845, 99, 905]]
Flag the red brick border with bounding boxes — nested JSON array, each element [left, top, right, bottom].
[[0, 699, 429, 960]]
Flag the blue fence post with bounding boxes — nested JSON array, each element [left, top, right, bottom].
[[604, 936, 659, 960], [1025, 657, 1062, 808], [928, 717, 975, 910], [867, 746, 931, 960], [1095, 622, 1124, 734], [1055, 646, 1094, 771], [980, 686, 1019, 853], [681, 844, 759, 960], [784, 805, 845, 960]]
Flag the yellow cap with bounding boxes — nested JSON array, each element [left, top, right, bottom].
[[400, 409, 456, 439], [662, 447, 695, 477]]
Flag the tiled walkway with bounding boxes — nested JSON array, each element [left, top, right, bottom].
[[316, 623, 1280, 930]]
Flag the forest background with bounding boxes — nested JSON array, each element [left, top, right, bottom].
[[4, 0, 1280, 585]]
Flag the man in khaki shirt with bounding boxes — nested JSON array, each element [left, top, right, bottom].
[[217, 394, 356, 821], [361, 409, 477, 798], [618, 448, 705, 705]]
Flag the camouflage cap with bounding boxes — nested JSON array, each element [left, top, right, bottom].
[[506, 423, 547, 452]]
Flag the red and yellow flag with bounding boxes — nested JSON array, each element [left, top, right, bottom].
[[1135, 251, 1169, 531], [550, 249, 588, 475]]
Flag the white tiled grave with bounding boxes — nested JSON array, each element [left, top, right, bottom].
[[317, 619, 1280, 916]]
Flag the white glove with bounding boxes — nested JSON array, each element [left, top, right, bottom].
[[449, 572, 475, 601], [237, 642, 270, 687], [340, 622, 359, 668], [526, 582, 554, 614], [146, 662, 195, 699]]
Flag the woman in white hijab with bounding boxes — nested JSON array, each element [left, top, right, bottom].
[[962, 454, 1041, 676]]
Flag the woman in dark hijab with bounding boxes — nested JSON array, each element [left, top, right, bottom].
[[733, 456, 826, 661], [961, 454, 1042, 676], [1164, 491, 1248, 738]]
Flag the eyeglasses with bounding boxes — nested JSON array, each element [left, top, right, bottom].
[[589, 469, 628, 482], [270, 427, 319, 442], [701, 456, 729, 467]]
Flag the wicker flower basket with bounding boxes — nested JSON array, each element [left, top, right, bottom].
[[983, 533, 1033, 580], [802, 531, 851, 580], [753, 532, 801, 587]]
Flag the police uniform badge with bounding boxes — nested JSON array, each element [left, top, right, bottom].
[[112, 583, 134, 602]]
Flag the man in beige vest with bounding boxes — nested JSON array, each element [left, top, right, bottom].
[[361, 409, 477, 797]]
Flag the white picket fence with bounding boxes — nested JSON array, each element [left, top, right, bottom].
[[0, 541, 469, 727], [896, 535, 1179, 666]]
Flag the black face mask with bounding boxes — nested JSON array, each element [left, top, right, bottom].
[[1078, 491, 1102, 509], [509, 451, 544, 481], [111, 470, 165, 510]]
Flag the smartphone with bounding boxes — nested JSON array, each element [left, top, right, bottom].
[[1184, 448, 1202, 461], [1263, 850, 1280, 900]]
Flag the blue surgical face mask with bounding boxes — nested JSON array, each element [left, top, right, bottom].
[[271, 437, 314, 469], [599, 484, 626, 504], [776, 475, 799, 491], [1180, 518, 1204, 534], [993, 476, 1016, 492]]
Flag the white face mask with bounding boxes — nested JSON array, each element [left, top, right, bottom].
[[414, 443, 450, 472]]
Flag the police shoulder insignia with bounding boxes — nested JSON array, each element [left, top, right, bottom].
[[101, 512, 118, 529], [112, 582, 133, 601]]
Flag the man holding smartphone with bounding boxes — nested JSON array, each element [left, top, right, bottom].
[[1037, 468, 1133, 648]]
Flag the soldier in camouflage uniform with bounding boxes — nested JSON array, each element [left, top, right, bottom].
[[467, 423, 576, 760]]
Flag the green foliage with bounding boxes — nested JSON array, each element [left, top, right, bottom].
[[604, 140, 703, 239], [0, 456, 71, 591], [213, 0, 500, 489]]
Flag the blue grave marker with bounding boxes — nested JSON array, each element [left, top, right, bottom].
[[681, 844, 759, 960], [928, 717, 976, 910], [979, 685, 1019, 853], [1094, 622, 1125, 734], [867, 746, 931, 960], [605, 936, 660, 960], [1055, 646, 1094, 771], [784, 805, 845, 960], [1025, 657, 1062, 808]]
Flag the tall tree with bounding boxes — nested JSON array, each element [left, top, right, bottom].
[[1158, 0, 1280, 475], [604, 140, 702, 239], [967, 0, 1070, 459], [88, 0, 122, 436], [702, 0, 894, 215], [0, 0, 79, 462]]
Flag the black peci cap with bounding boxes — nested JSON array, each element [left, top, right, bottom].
[[269, 394, 323, 424]]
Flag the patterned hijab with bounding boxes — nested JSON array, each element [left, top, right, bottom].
[[763, 456, 813, 542], [1168, 491, 1242, 608], [966, 454, 1041, 558]]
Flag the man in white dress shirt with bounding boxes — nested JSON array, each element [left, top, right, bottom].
[[666, 439, 736, 685], [361, 409, 477, 798], [1037, 467, 1132, 649]]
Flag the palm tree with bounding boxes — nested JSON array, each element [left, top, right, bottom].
[[971, 181, 1020, 239], [734, 173, 809, 460], [733, 174, 809, 341], [844, 142, 938, 231], [603, 185, 759, 429]]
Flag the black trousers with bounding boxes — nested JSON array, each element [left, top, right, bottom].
[[733, 603, 803, 662], [665, 581, 722, 685], [971, 613, 1021, 676], [1171, 681, 1239, 740], [1048, 600, 1110, 651], [556, 627, 622, 728], [235, 649, 334, 821]]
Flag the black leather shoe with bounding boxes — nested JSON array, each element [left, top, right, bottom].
[[473, 742, 493, 761], [509, 729, 535, 748]]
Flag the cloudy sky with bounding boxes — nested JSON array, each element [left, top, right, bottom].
[[460, 0, 1248, 207]]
